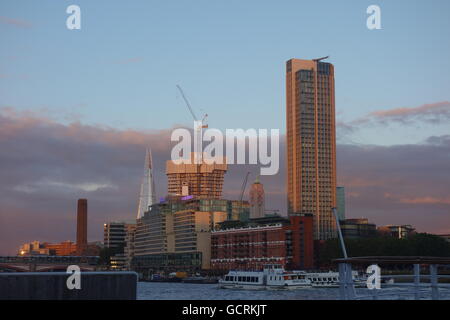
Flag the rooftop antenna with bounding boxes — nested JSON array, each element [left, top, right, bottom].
[[313, 55, 329, 62]]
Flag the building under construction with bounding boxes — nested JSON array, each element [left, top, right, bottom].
[[166, 153, 227, 199]]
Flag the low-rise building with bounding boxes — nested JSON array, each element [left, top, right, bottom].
[[44, 240, 77, 256], [378, 225, 415, 239], [18, 241, 50, 256], [340, 218, 377, 239], [18, 240, 79, 256]]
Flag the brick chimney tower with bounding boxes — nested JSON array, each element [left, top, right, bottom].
[[76, 199, 88, 255]]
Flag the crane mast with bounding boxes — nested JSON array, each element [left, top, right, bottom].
[[176, 85, 208, 164], [238, 172, 251, 219]]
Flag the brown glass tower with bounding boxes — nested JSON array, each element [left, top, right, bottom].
[[286, 58, 337, 240], [76, 198, 88, 255]]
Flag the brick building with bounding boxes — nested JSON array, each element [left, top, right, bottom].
[[211, 214, 314, 271]]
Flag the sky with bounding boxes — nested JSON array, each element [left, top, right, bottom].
[[0, 0, 450, 254]]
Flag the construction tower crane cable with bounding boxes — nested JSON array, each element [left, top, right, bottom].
[[176, 84, 198, 121], [238, 172, 251, 218], [175, 85, 208, 164]]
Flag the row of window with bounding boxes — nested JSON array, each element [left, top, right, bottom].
[[225, 276, 260, 283]]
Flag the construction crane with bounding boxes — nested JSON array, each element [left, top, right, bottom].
[[176, 85, 208, 164], [238, 172, 251, 219]]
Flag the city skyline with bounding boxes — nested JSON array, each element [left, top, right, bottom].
[[1, 1, 450, 255]]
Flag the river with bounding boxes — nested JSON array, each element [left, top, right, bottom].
[[137, 282, 450, 300]]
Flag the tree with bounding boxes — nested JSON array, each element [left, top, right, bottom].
[[317, 233, 450, 267]]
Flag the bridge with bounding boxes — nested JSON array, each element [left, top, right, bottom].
[[0, 256, 100, 272]]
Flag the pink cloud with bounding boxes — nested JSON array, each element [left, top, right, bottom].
[[0, 16, 32, 28], [369, 101, 450, 123], [399, 196, 450, 205], [337, 101, 450, 135]]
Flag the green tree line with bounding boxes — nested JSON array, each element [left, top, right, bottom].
[[318, 233, 450, 266]]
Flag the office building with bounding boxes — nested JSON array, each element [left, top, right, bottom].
[[104, 221, 136, 270], [132, 197, 240, 275], [104, 222, 127, 250], [286, 58, 337, 240]]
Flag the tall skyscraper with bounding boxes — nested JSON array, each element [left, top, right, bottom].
[[286, 58, 337, 240], [76, 198, 88, 255], [166, 153, 227, 198], [137, 148, 157, 219], [249, 176, 265, 219]]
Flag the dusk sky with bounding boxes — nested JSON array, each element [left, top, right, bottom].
[[1, 0, 450, 255]]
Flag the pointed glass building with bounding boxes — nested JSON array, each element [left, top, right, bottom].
[[137, 148, 157, 219]]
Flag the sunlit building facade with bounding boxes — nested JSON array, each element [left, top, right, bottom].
[[133, 197, 231, 275], [211, 214, 314, 271], [166, 153, 227, 199], [286, 58, 337, 240]]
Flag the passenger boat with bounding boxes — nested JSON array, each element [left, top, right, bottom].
[[218, 264, 311, 290], [219, 265, 367, 290], [305, 271, 366, 288]]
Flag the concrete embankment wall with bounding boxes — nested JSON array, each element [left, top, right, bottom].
[[0, 272, 137, 300]]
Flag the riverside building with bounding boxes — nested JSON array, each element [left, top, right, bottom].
[[210, 214, 314, 271], [132, 196, 248, 276]]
